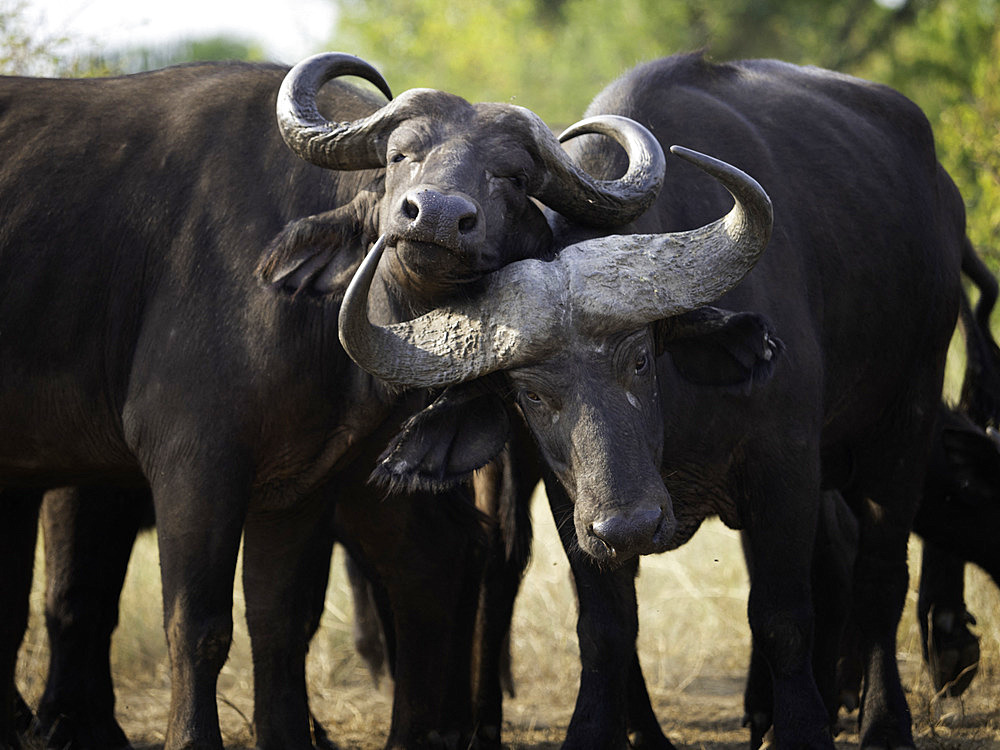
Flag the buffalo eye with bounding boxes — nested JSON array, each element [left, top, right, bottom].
[[635, 353, 650, 375]]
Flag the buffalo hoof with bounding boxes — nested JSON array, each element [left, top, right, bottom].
[[473, 723, 503, 750], [742, 711, 771, 750], [12, 691, 33, 736], [628, 728, 676, 749], [310, 713, 340, 750], [922, 607, 980, 697], [34, 712, 132, 750], [859, 720, 915, 750]]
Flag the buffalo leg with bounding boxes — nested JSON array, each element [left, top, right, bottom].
[[37, 486, 149, 750], [150, 464, 247, 750], [741, 642, 773, 749], [0, 489, 41, 750], [740, 531, 773, 748], [741, 452, 833, 749], [852, 359, 950, 748], [546, 476, 672, 750], [335, 483, 486, 749], [470, 449, 535, 747], [917, 543, 979, 697], [810, 492, 857, 731], [848, 513, 914, 748], [842, 471, 923, 747], [242, 489, 336, 750], [742, 490, 859, 748], [344, 552, 386, 686], [624, 651, 672, 750]]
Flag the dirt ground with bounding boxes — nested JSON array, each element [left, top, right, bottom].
[[105, 668, 1000, 749], [16, 495, 1000, 750]]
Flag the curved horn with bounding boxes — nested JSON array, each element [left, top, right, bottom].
[[340, 147, 771, 389], [338, 237, 563, 389], [277, 52, 396, 170], [565, 145, 773, 336], [529, 114, 666, 228]]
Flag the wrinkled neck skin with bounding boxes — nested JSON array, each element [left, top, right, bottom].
[[375, 232, 553, 323], [365, 250, 482, 328], [376, 244, 479, 319], [508, 329, 676, 565]]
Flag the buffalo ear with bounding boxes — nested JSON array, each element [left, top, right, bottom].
[[255, 204, 364, 300], [940, 422, 1000, 506], [372, 378, 511, 493], [256, 179, 383, 300], [654, 306, 783, 391]]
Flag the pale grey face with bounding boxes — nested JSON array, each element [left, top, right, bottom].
[[508, 329, 676, 563]]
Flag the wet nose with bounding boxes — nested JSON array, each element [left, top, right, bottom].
[[400, 187, 479, 244], [588, 506, 670, 560]]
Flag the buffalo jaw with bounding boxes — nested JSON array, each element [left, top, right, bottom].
[[507, 328, 678, 565], [577, 484, 677, 563], [338, 147, 772, 391]]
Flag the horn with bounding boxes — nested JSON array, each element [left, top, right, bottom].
[[338, 237, 563, 389], [563, 145, 772, 336], [276, 52, 397, 170], [339, 147, 771, 389], [530, 114, 666, 227]]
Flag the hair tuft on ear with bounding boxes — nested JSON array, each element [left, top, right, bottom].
[[368, 380, 512, 493], [255, 185, 382, 300]]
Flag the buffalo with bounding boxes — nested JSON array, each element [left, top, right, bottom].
[[0, 53, 664, 749], [23, 486, 411, 749], [340, 53, 994, 749], [911, 403, 1000, 695]]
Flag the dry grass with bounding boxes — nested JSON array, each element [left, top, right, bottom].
[[14, 483, 1000, 749]]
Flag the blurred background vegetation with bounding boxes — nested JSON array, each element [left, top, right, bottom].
[[2, 0, 997, 266], [4, 3, 1000, 743], [335, 0, 1000, 264]]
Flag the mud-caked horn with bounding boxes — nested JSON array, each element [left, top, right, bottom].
[[338, 147, 772, 389], [563, 145, 773, 336], [338, 236, 565, 389], [276, 52, 397, 170], [528, 113, 666, 228]]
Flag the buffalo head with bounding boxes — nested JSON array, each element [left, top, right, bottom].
[[338, 146, 778, 562], [260, 52, 667, 309]]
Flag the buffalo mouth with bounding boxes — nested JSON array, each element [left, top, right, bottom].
[[385, 235, 493, 291], [576, 500, 677, 564]]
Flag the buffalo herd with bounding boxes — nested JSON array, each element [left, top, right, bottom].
[[1, 50, 998, 750]]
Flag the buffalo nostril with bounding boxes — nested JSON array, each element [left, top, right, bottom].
[[458, 212, 477, 234], [587, 522, 617, 558], [589, 507, 665, 559]]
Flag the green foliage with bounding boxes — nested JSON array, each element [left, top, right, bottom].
[[854, 0, 1000, 265], [2, 0, 265, 78], [332, 0, 1000, 266], [0, 0, 66, 75], [82, 35, 268, 76], [333, 0, 908, 123]]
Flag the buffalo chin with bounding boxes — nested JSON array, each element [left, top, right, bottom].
[[386, 239, 494, 301]]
